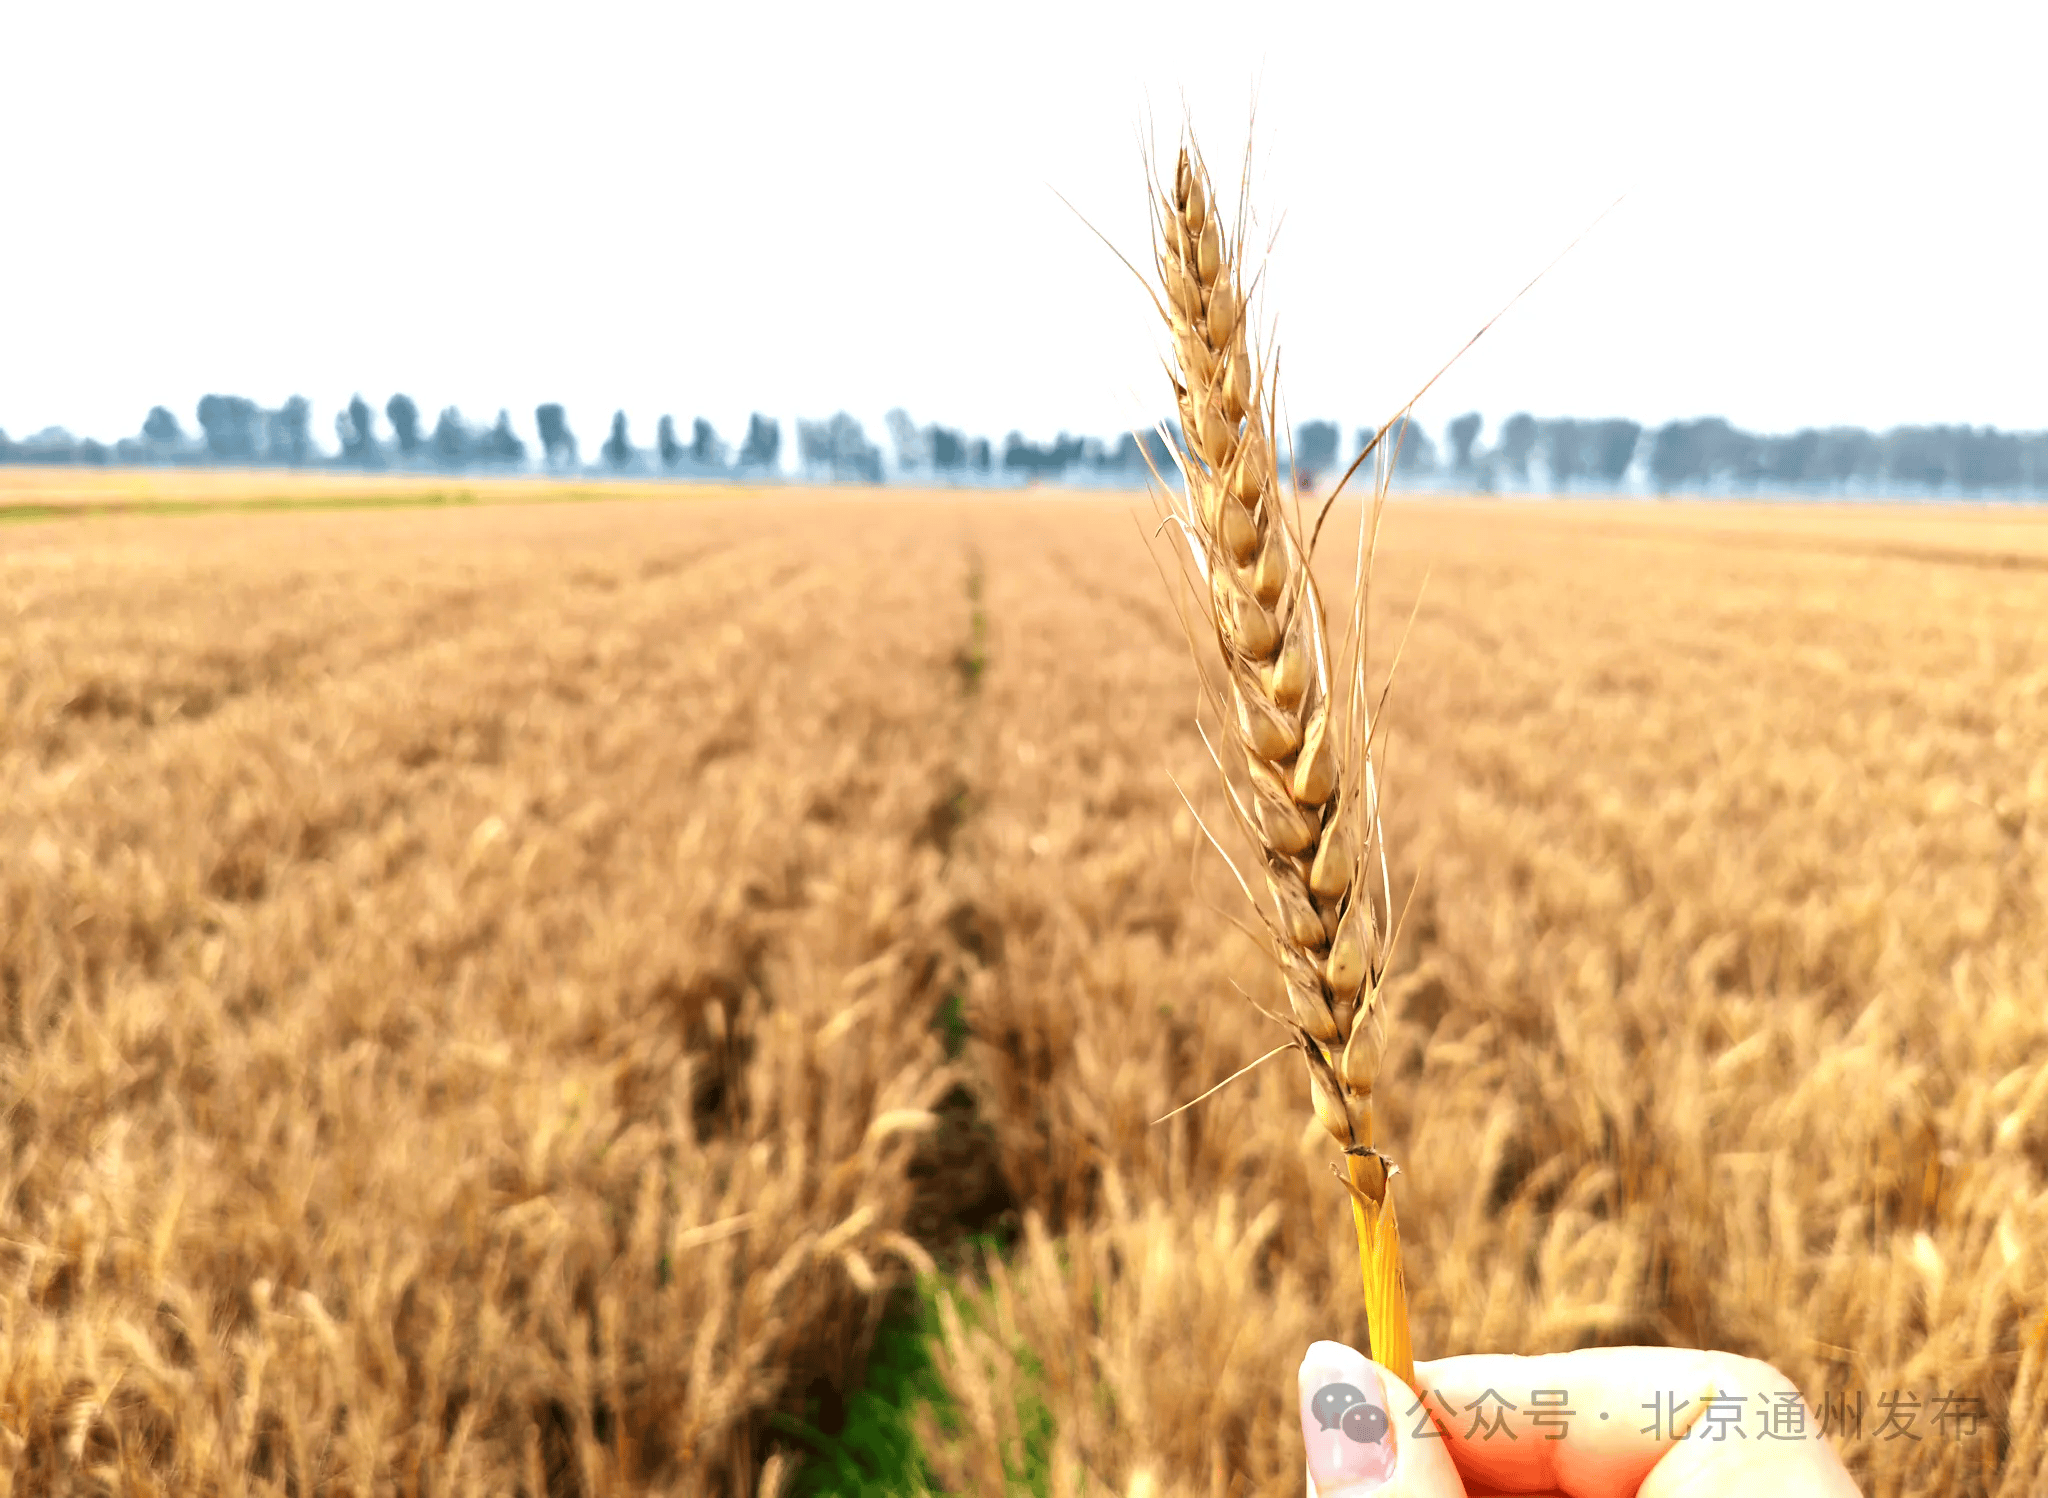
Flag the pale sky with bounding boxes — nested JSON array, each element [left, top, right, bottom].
[[3, 1, 2043, 458]]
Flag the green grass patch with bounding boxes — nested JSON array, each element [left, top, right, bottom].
[[933, 994, 971, 1059], [779, 1242, 1054, 1498], [954, 557, 989, 694]]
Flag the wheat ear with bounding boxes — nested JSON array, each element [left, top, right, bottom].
[[1148, 140, 1414, 1388]]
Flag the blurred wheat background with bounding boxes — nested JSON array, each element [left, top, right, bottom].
[[3, 487, 2045, 1496]]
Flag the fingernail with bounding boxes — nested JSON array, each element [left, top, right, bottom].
[[1299, 1341, 1396, 1496]]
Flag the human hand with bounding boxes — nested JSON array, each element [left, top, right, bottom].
[[1300, 1340, 1862, 1497]]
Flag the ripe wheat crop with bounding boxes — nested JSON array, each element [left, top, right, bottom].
[[1142, 140, 1413, 1388], [2, 486, 2044, 1497]]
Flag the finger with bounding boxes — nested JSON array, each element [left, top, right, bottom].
[[1634, 1354, 1860, 1498], [1416, 1350, 1695, 1497], [1415, 1350, 1860, 1498], [1301, 1340, 1469, 1498]]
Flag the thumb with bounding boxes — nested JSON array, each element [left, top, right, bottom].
[[1300, 1340, 1467, 1498]]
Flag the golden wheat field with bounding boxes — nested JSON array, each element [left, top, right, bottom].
[[2, 483, 2045, 1497], [0, 469, 735, 523]]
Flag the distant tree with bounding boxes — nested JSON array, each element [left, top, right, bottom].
[[267, 396, 313, 466], [1983, 428, 2027, 490], [117, 407, 189, 465], [1885, 425, 1974, 491], [929, 424, 969, 471], [795, 418, 829, 474], [737, 413, 780, 471], [1098, 429, 1167, 479], [1958, 427, 2023, 490], [1447, 412, 1483, 472], [657, 415, 684, 468], [970, 436, 992, 472], [1815, 427, 1880, 489], [1003, 432, 1085, 481], [1870, 423, 2026, 492], [13, 428, 69, 463], [13, 428, 81, 464], [1725, 426, 1765, 486], [1497, 413, 1538, 482], [1881, 427, 1935, 489], [479, 409, 524, 463], [602, 411, 634, 470], [1390, 416, 1437, 475], [1760, 428, 1820, 487], [690, 418, 726, 469], [143, 405, 184, 447], [536, 404, 577, 470], [1649, 421, 1704, 490], [1293, 420, 1339, 484], [1540, 419, 1583, 489], [386, 394, 422, 458], [2024, 433, 2048, 493], [836, 414, 883, 483], [196, 395, 261, 462], [431, 407, 470, 467], [337, 394, 382, 467], [1649, 418, 1753, 490], [796, 413, 882, 482], [78, 438, 110, 465], [885, 408, 927, 474], [1587, 419, 1642, 486], [1001, 432, 1033, 479]]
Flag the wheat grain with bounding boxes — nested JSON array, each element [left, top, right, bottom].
[[1148, 138, 1415, 1387]]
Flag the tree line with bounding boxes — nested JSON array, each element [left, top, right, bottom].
[[1293, 414, 2048, 496], [0, 396, 1178, 487], [0, 396, 786, 477], [4, 396, 2045, 496]]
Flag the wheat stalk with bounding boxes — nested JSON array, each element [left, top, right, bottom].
[[1145, 138, 1415, 1388]]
